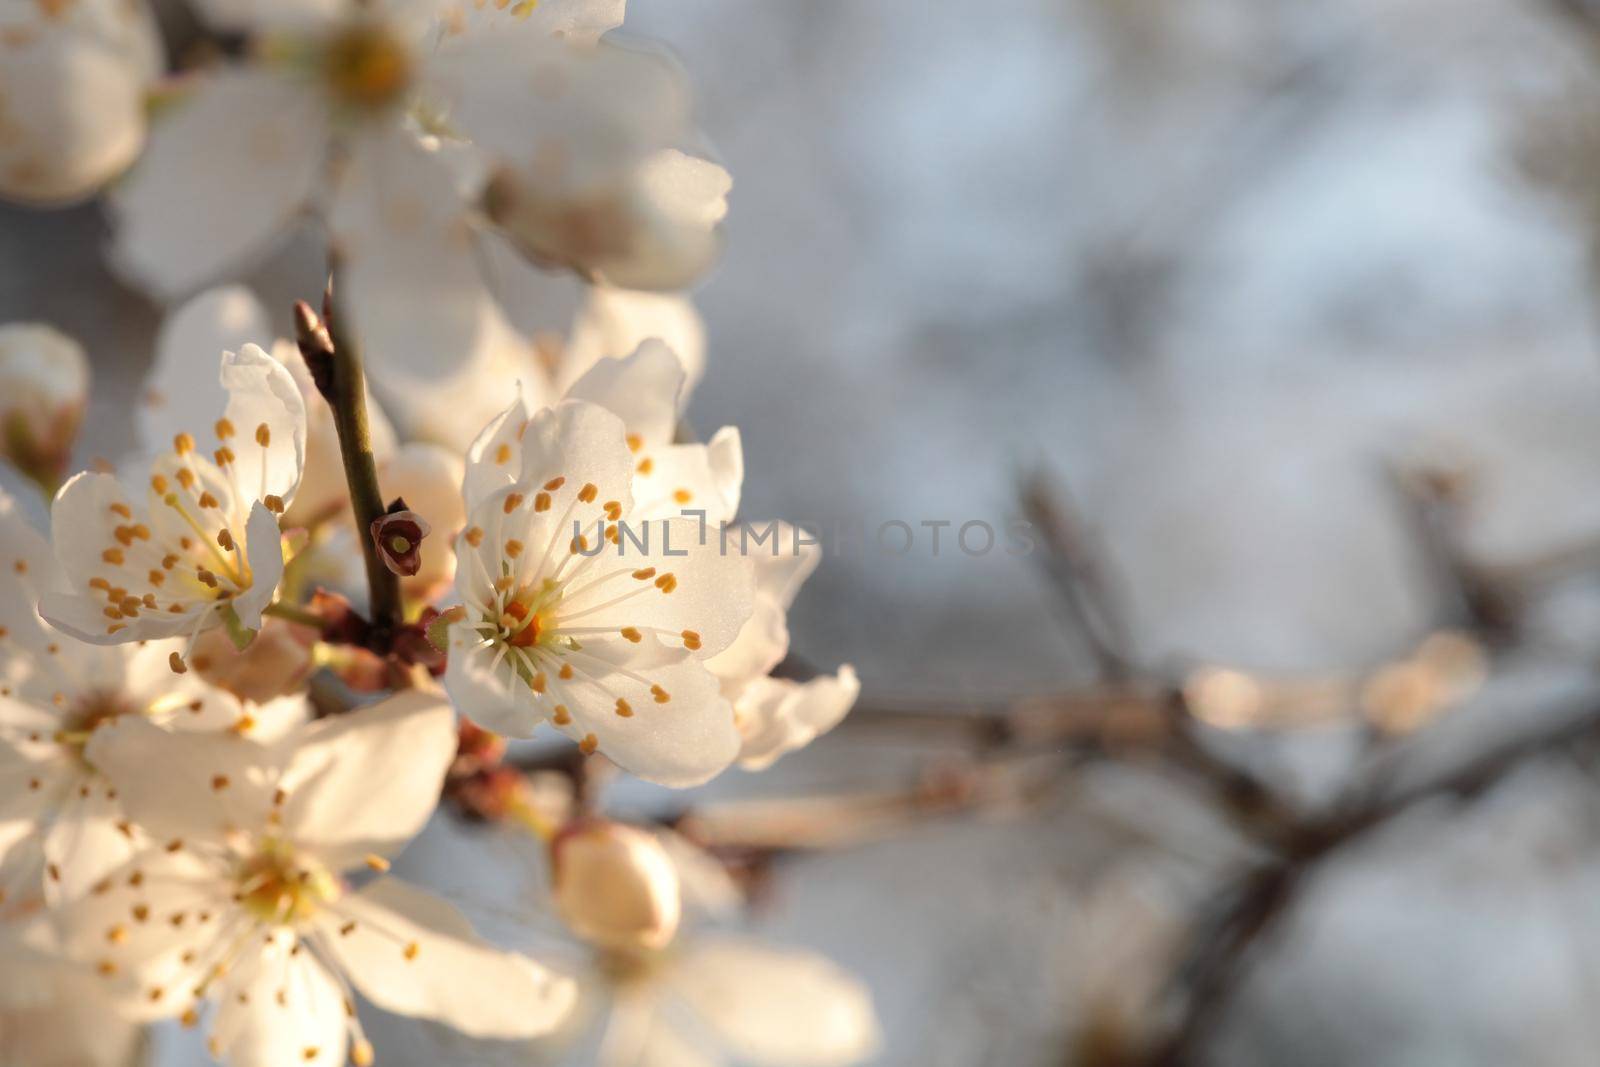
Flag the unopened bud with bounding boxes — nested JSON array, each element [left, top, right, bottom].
[[0, 324, 89, 489], [370, 502, 430, 578], [551, 821, 681, 952]]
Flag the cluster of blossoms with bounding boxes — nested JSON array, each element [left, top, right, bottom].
[[0, 0, 871, 1064]]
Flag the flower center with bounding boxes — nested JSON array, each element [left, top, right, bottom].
[[322, 22, 413, 111], [234, 839, 340, 926], [54, 690, 138, 756]]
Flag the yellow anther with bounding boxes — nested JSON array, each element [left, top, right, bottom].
[[636, 458, 654, 475], [620, 627, 642, 643], [626, 434, 643, 453], [552, 704, 571, 725], [174, 432, 195, 454], [543, 476, 566, 491], [494, 443, 512, 464], [654, 573, 677, 594], [264, 494, 285, 514], [215, 418, 235, 439], [673, 489, 693, 504], [403, 941, 419, 961], [151, 474, 168, 494], [211, 775, 229, 792], [110, 502, 132, 519], [255, 423, 271, 447], [578, 483, 598, 503], [651, 685, 670, 704], [169, 652, 187, 674], [198, 491, 219, 509], [505, 539, 524, 558], [681, 630, 702, 650], [213, 447, 235, 467], [102, 548, 124, 565], [531, 672, 547, 694], [559, 664, 574, 680], [632, 567, 656, 580], [534, 492, 551, 512], [570, 535, 588, 553], [217, 529, 234, 551], [464, 526, 484, 547], [364, 854, 390, 872], [579, 733, 599, 754]]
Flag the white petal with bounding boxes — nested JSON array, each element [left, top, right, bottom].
[[277, 690, 457, 868], [316, 877, 575, 1038], [734, 668, 860, 772], [41, 801, 136, 905], [561, 288, 706, 395], [84, 716, 278, 842], [208, 938, 351, 1067], [231, 502, 285, 633], [331, 130, 509, 383], [220, 343, 310, 506], [563, 339, 685, 446], [670, 938, 880, 1067], [549, 657, 739, 788], [704, 521, 817, 690], [141, 287, 274, 454], [595, 150, 731, 292], [631, 430, 743, 528], [110, 70, 327, 298], [442, 624, 536, 735], [0, 19, 150, 206], [462, 392, 534, 516], [565, 517, 754, 659]]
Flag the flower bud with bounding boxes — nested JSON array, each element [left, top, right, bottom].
[[370, 503, 431, 578], [551, 821, 681, 952], [0, 324, 89, 488]]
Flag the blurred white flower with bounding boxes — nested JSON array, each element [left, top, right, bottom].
[[0, 489, 306, 909], [0, 323, 89, 489], [443, 399, 753, 786], [596, 937, 880, 1067], [142, 286, 397, 530], [107, 0, 712, 379], [39, 346, 307, 656], [0, 0, 162, 206], [62, 691, 575, 1066], [478, 45, 732, 291]]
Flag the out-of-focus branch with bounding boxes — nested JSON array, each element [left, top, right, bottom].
[[1020, 469, 1141, 681]]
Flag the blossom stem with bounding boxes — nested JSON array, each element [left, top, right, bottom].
[[297, 292, 404, 638], [262, 601, 327, 631]]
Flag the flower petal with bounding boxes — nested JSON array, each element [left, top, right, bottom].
[[220, 343, 309, 506], [443, 624, 534, 736], [563, 339, 685, 446], [84, 716, 278, 842], [231, 502, 285, 633], [561, 288, 706, 395], [316, 877, 575, 1038], [110, 70, 327, 298], [549, 657, 739, 788], [331, 130, 509, 384], [277, 690, 456, 868], [669, 937, 881, 1067], [140, 287, 274, 455], [208, 937, 350, 1067], [734, 668, 860, 772]]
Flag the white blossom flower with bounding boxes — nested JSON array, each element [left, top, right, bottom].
[[141, 286, 397, 529], [0, 323, 89, 488], [108, 0, 660, 376], [443, 398, 754, 787], [39, 346, 307, 655], [0, 0, 162, 206], [534, 821, 879, 1067], [0, 489, 306, 909], [61, 691, 575, 1066]]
